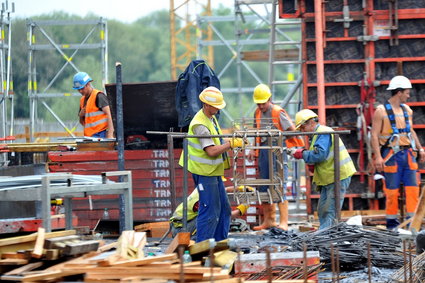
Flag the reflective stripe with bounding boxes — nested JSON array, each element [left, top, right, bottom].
[[386, 214, 398, 219], [85, 118, 108, 128], [325, 144, 347, 161], [190, 155, 223, 165], [188, 140, 203, 150], [339, 156, 352, 166], [86, 110, 105, 117]]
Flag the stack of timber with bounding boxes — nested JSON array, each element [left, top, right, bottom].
[[0, 227, 320, 282]]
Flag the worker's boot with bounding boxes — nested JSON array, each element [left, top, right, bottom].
[[277, 200, 289, 230], [253, 203, 276, 231]]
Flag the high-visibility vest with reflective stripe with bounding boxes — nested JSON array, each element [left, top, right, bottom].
[[179, 109, 230, 176], [310, 125, 356, 186], [170, 189, 199, 228], [254, 104, 304, 148], [79, 89, 108, 136], [377, 104, 412, 147]]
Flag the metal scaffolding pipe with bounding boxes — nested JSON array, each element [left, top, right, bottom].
[[314, 0, 326, 123]]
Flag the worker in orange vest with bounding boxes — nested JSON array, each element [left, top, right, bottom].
[[371, 75, 425, 230], [73, 72, 115, 139], [247, 84, 304, 230]]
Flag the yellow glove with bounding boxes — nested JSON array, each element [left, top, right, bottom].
[[236, 204, 249, 215], [237, 185, 255, 192], [229, 138, 244, 148]]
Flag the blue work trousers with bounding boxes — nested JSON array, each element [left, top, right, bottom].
[[192, 174, 231, 242], [317, 176, 351, 230], [92, 130, 107, 138], [258, 148, 288, 202]]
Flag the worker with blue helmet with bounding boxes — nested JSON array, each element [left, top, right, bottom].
[[74, 72, 115, 138]]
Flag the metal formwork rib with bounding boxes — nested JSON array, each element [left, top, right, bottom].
[[27, 18, 108, 141]]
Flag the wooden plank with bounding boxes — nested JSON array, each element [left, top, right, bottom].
[[1, 252, 28, 259], [0, 230, 76, 247], [0, 258, 28, 265], [165, 232, 190, 254], [45, 249, 60, 260], [410, 184, 425, 232], [44, 235, 80, 249], [110, 253, 177, 267], [31, 227, 45, 259], [2, 262, 43, 276], [10, 270, 83, 282], [63, 240, 100, 256]]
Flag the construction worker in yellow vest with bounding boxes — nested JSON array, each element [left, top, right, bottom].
[[247, 84, 304, 231], [170, 185, 253, 237], [178, 86, 245, 242], [289, 109, 356, 229]]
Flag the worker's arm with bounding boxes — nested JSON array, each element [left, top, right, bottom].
[[410, 114, 425, 163], [102, 105, 115, 139], [204, 142, 231, 157], [302, 134, 331, 164], [78, 107, 85, 126], [371, 107, 384, 171]]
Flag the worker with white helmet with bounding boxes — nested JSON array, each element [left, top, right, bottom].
[[371, 75, 425, 230], [289, 109, 356, 229], [73, 72, 114, 138], [247, 84, 304, 231], [178, 86, 245, 242]]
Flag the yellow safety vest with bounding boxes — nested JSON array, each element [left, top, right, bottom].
[[170, 189, 199, 228], [179, 109, 230, 176], [310, 125, 356, 186]]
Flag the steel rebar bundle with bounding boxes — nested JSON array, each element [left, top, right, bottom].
[[392, 250, 425, 282], [265, 223, 404, 269]]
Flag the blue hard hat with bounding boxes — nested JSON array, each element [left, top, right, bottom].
[[73, 72, 92, 90]]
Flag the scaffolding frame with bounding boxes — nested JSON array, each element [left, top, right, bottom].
[[27, 18, 108, 141], [170, 0, 213, 80], [196, 0, 302, 123], [0, 1, 14, 166]]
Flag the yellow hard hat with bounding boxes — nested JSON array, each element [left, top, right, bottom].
[[199, 87, 226, 109], [295, 109, 318, 130], [253, 84, 272, 104]]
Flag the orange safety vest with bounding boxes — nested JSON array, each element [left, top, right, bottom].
[[254, 104, 304, 148], [79, 89, 108, 137]]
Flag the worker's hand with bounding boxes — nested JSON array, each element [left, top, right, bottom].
[[247, 150, 256, 162], [288, 148, 305, 159], [237, 185, 255, 192], [419, 149, 425, 163], [373, 155, 385, 172], [236, 204, 249, 216], [229, 138, 246, 148]]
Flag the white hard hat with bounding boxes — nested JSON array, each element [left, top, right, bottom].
[[387, 75, 412, 90]]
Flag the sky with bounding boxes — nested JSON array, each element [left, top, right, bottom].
[[13, 0, 230, 23]]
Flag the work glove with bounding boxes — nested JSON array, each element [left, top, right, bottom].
[[288, 148, 305, 159], [237, 185, 255, 192], [229, 138, 247, 148], [236, 204, 249, 216]]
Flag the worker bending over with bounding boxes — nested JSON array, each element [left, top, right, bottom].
[[247, 84, 304, 230], [73, 72, 114, 139], [371, 75, 424, 230], [289, 109, 356, 229], [178, 87, 245, 242], [170, 185, 252, 237]]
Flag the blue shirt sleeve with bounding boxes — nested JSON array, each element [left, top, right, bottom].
[[302, 133, 331, 164]]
